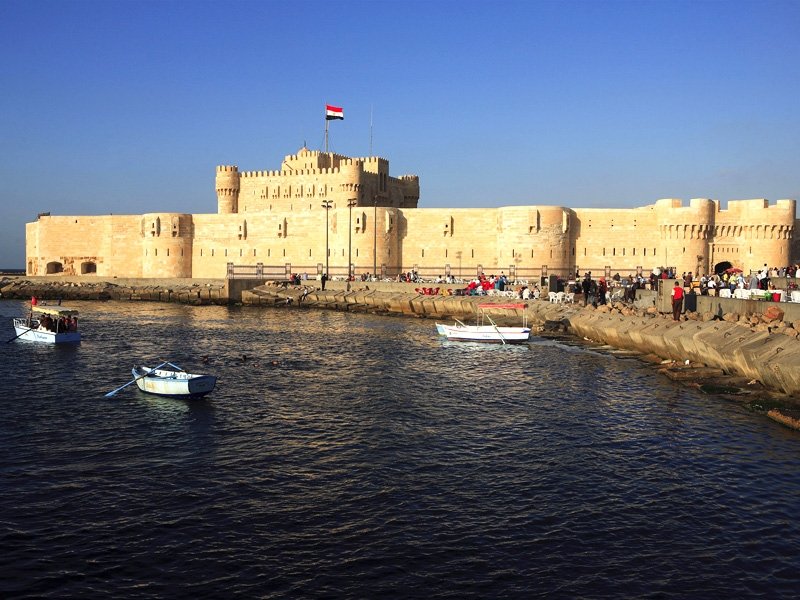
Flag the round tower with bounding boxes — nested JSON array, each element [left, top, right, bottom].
[[655, 198, 715, 275], [216, 165, 240, 214], [338, 159, 363, 204], [141, 213, 194, 278], [528, 207, 575, 278]]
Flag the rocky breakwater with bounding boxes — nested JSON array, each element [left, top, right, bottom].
[[0, 277, 227, 305], [243, 281, 546, 325], [565, 302, 800, 429], [566, 302, 800, 395]]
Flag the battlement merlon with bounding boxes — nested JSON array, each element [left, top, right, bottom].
[[726, 198, 797, 210], [649, 197, 797, 229], [722, 198, 797, 226]]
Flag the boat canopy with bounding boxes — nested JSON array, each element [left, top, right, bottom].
[[32, 306, 80, 317], [478, 303, 526, 310]]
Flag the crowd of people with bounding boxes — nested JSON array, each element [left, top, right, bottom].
[[301, 262, 800, 304], [35, 314, 79, 332], [672, 263, 800, 297]]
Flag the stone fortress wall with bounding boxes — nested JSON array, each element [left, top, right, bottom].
[[25, 147, 797, 280]]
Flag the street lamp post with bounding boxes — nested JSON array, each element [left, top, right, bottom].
[[373, 195, 378, 280], [321, 200, 332, 277], [348, 198, 357, 282]]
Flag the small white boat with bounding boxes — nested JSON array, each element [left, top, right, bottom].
[[436, 303, 531, 344], [11, 305, 81, 344], [132, 364, 217, 398]]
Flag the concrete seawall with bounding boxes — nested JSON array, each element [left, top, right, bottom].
[[565, 310, 800, 397], [0, 277, 227, 304]]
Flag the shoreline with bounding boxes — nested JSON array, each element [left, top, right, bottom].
[[3, 276, 799, 429]]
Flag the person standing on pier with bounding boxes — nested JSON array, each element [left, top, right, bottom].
[[671, 281, 685, 321], [581, 273, 592, 306]]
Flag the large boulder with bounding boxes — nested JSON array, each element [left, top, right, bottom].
[[763, 305, 785, 322]]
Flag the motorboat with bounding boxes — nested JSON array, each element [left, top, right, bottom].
[[436, 303, 530, 344], [132, 363, 217, 398], [11, 305, 81, 344]]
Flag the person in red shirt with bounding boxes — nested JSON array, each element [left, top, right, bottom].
[[671, 281, 685, 321]]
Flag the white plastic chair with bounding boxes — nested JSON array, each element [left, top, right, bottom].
[[555, 292, 565, 303], [565, 292, 574, 303], [791, 291, 800, 303], [719, 289, 732, 298], [548, 292, 558, 303]]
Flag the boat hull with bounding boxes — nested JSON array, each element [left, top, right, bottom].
[[12, 322, 81, 344], [436, 324, 531, 344], [132, 366, 217, 398]]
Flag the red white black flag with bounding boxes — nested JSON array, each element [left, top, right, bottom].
[[325, 104, 344, 120]]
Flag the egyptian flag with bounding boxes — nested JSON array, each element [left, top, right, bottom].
[[326, 104, 344, 120]]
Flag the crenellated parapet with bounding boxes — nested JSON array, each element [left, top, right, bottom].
[[224, 147, 419, 212]]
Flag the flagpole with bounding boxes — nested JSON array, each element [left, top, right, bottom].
[[325, 117, 329, 153]]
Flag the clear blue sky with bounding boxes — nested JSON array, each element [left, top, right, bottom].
[[1, 0, 798, 268]]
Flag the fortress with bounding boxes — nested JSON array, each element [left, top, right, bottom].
[[26, 146, 798, 281]]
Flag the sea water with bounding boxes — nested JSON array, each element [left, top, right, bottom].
[[1, 300, 799, 598]]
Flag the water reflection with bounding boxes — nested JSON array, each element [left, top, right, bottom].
[[2, 298, 800, 598]]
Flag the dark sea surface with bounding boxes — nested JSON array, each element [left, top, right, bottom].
[[1, 299, 799, 599]]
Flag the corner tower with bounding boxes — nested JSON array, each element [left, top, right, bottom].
[[216, 165, 240, 214], [654, 198, 715, 274]]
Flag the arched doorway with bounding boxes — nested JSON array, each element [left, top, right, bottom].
[[81, 261, 97, 274], [714, 261, 732, 275], [46, 261, 63, 274]]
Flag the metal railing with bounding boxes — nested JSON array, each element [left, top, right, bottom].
[[226, 263, 287, 280]]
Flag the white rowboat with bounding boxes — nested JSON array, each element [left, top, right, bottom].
[[132, 364, 217, 398], [436, 303, 531, 344], [437, 323, 531, 344]]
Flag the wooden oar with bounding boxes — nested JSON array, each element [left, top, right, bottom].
[[6, 327, 30, 343], [486, 315, 507, 345], [104, 361, 170, 397]]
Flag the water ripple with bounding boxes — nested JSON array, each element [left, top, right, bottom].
[[1, 299, 800, 598]]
